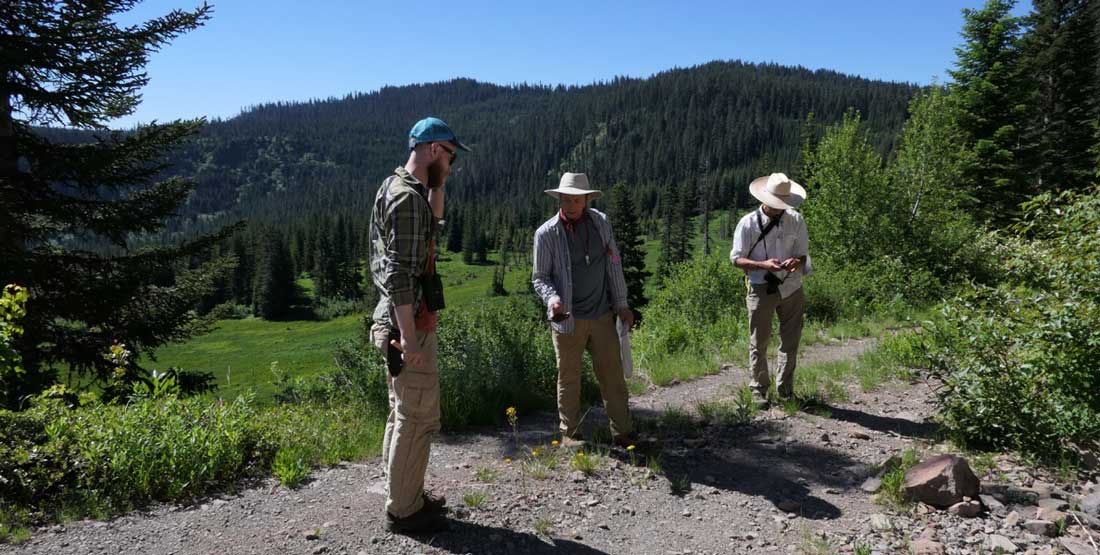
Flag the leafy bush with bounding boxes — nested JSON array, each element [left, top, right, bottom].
[[312, 297, 372, 321], [436, 297, 573, 429], [316, 297, 586, 430], [634, 256, 747, 382], [272, 445, 310, 487], [922, 188, 1100, 461]]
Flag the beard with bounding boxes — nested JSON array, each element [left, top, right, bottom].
[[427, 158, 449, 189]]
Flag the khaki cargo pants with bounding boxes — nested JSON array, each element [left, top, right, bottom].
[[372, 323, 440, 519], [552, 311, 633, 439], [747, 285, 805, 398]]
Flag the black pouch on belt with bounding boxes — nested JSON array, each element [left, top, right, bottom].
[[386, 328, 404, 378]]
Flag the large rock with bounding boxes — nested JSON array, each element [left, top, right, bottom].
[[902, 455, 981, 509]]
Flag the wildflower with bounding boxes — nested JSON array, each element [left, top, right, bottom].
[[505, 406, 517, 418], [504, 457, 512, 463], [551, 440, 559, 447], [627, 445, 636, 451]]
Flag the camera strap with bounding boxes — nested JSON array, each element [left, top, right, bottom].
[[751, 211, 780, 259]]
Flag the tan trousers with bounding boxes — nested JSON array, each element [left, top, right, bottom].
[[552, 311, 633, 439], [372, 323, 440, 519], [747, 285, 805, 398]]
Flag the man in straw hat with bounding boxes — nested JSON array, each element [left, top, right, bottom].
[[368, 116, 470, 534], [729, 172, 812, 409], [532, 172, 636, 448]]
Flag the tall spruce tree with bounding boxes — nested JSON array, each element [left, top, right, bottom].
[[608, 182, 650, 309], [0, 1, 239, 402], [252, 228, 294, 320], [949, 0, 1030, 223], [1021, 0, 1100, 191]]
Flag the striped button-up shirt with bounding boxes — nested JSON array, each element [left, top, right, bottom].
[[532, 208, 629, 335], [369, 167, 437, 328]]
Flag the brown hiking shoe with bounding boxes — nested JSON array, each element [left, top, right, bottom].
[[421, 490, 446, 514], [385, 505, 449, 535], [558, 435, 585, 449], [613, 433, 638, 449]]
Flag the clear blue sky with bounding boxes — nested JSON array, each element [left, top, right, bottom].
[[111, 0, 1022, 128]]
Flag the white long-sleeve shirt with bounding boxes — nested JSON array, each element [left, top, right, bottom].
[[729, 207, 811, 299]]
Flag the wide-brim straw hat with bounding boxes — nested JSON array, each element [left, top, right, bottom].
[[749, 172, 806, 209], [545, 172, 601, 200]]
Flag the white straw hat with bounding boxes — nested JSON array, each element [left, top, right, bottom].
[[749, 172, 806, 209], [544, 172, 601, 200]]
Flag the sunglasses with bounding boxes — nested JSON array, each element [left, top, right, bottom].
[[436, 142, 457, 164]]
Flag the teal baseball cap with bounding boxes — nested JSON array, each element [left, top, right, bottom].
[[407, 117, 471, 152]]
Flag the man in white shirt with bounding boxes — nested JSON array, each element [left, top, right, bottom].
[[729, 173, 811, 408]]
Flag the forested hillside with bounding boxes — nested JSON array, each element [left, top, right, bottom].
[[136, 61, 919, 236]]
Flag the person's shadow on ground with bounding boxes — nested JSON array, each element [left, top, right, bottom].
[[419, 519, 611, 555], [816, 403, 940, 440]]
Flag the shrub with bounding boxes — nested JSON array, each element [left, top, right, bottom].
[[634, 256, 747, 383], [272, 445, 310, 487], [317, 297, 588, 431], [922, 188, 1100, 461]]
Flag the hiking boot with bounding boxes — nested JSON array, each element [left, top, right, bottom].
[[613, 432, 638, 449], [751, 390, 771, 410], [421, 490, 447, 514], [385, 505, 449, 535], [558, 435, 585, 449]]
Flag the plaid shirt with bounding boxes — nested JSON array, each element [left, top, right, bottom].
[[369, 167, 437, 327]]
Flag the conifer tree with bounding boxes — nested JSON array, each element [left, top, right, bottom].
[[252, 228, 294, 320], [949, 0, 1030, 223], [1020, 0, 1100, 191], [461, 208, 478, 265], [608, 182, 650, 309], [0, 1, 238, 400]]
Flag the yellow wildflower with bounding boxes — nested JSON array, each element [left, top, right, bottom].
[[551, 440, 559, 447], [627, 445, 636, 451]]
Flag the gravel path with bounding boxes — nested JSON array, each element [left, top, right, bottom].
[[6, 338, 1097, 555]]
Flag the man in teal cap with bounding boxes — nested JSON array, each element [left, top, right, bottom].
[[368, 116, 469, 534]]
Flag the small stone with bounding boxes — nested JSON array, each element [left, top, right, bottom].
[[820, 433, 830, 443], [903, 455, 981, 509], [987, 535, 1018, 553], [980, 494, 1005, 513], [1004, 510, 1021, 527], [598, 522, 610, 530], [1022, 519, 1057, 537], [311, 547, 328, 555], [682, 510, 692, 517], [948, 500, 982, 518], [870, 513, 893, 531], [571, 471, 587, 482], [911, 538, 946, 555], [850, 431, 871, 440], [303, 530, 320, 540], [1037, 498, 1069, 512], [861, 477, 883, 494], [1061, 537, 1097, 555], [585, 498, 600, 507]]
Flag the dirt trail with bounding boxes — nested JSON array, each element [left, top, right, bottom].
[[4, 338, 1092, 555]]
